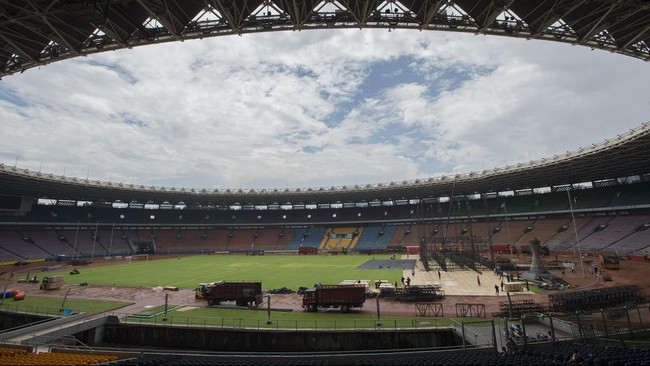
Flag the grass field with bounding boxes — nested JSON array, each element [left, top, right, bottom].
[[3, 255, 494, 328], [43, 254, 403, 291], [0, 296, 131, 316]]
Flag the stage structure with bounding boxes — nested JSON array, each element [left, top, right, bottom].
[[521, 237, 560, 281]]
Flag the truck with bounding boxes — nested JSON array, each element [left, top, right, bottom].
[[195, 282, 218, 299], [599, 252, 620, 270], [196, 281, 263, 307], [298, 246, 319, 254], [302, 284, 366, 313], [40, 275, 64, 290]]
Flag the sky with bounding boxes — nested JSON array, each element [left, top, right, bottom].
[[0, 29, 649, 192]]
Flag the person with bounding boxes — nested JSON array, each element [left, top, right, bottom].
[[406, 277, 411, 286], [401, 276, 405, 286], [569, 350, 582, 364], [505, 337, 517, 354], [501, 280, 504, 291], [477, 275, 481, 286], [495, 284, 499, 295], [437, 270, 441, 279]]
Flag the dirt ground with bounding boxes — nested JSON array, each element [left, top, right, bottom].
[[1, 254, 649, 321]]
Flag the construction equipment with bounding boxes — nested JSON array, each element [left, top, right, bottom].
[[599, 252, 620, 270], [302, 284, 366, 313], [40, 275, 64, 290]]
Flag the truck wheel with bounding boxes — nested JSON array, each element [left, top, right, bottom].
[[207, 299, 215, 306], [308, 304, 317, 312], [341, 304, 350, 313]]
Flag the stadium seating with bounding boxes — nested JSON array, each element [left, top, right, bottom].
[[63, 342, 650, 365], [353, 225, 392, 252], [0, 348, 118, 365], [3, 182, 650, 260]]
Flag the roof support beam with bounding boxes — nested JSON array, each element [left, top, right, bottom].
[[0, 33, 37, 62], [477, 0, 515, 33], [135, 0, 182, 39], [577, 2, 616, 44], [418, 0, 449, 29], [529, 0, 588, 37]]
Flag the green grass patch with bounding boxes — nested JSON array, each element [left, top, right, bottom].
[[42, 254, 403, 291], [128, 304, 184, 319], [127, 306, 484, 330], [0, 295, 131, 316], [526, 284, 543, 294]]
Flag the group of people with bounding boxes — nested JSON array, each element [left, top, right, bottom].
[[401, 276, 411, 286], [495, 268, 519, 282]]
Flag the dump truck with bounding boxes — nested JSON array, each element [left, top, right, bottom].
[[196, 281, 263, 307], [302, 284, 366, 313], [40, 275, 64, 290]]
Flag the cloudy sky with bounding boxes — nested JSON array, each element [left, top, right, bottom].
[[0, 29, 649, 191]]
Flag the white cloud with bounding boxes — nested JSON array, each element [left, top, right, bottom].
[[0, 29, 648, 192]]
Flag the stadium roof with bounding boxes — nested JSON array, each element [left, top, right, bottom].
[[1, 121, 650, 205], [1, 0, 649, 78]]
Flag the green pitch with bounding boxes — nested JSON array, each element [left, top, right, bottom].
[[45, 254, 403, 291], [0, 296, 131, 316]]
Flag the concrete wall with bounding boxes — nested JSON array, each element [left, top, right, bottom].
[[102, 323, 462, 352], [0, 310, 51, 332]]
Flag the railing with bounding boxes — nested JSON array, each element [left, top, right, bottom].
[[449, 318, 496, 350], [0, 303, 78, 317], [119, 313, 452, 331]]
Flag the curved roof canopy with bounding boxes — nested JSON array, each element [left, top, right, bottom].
[[1, 0, 649, 78], [1, 122, 650, 206]]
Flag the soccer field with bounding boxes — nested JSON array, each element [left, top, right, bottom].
[[45, 254, 403, 291]]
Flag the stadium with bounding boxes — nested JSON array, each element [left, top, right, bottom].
[[1, 1, 650, 365]]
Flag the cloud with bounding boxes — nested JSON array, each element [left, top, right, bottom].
[[0, 29, 648, 192]]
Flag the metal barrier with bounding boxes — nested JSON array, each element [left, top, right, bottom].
[[415, 303, 444, 317], [120, 313, 450, 331], [455, 303, 486, 318], [0, 303, 79, 317], [450, 318, 497, 351]]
